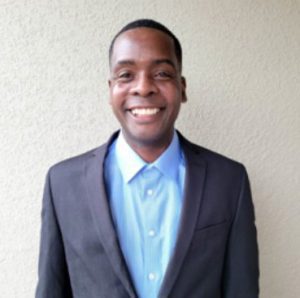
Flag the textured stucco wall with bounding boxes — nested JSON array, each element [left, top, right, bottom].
[[0, 1, 299, 297]]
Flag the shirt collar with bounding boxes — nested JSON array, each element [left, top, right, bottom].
[[115, 131, 183, 183]]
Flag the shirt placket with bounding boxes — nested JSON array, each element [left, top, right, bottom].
[[141, 166, 163, 298]]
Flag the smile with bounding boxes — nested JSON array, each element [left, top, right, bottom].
[[130, 108, 161, 116]]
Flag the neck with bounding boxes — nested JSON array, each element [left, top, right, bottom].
[[122, 132, 174, 163]]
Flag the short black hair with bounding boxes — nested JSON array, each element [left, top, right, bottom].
[[109, 19, 182, 70]]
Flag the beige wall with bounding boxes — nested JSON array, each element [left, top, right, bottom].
[[0, 0, 299, 297]]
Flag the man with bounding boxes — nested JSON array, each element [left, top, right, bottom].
[[36, 19, 259, 298]]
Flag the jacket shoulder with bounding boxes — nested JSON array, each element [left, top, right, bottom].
[[180, 134, 246, 175], [47, 143, 106, 179]]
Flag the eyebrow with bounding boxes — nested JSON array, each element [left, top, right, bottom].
[[115, 59, 176, 69], [115, 60, 135, 66], [154, 59, 177, 70]]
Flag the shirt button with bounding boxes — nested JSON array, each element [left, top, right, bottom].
[[147, 189, 153, 196], [148, 273, 156, 281], [148, 229, 156, 237]]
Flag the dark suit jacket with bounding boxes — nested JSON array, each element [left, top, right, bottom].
[[36, 131, 259, 298]]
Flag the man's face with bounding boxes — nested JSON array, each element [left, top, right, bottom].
[[109, 27, 186, 149]]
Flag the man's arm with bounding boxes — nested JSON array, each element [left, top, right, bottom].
[[36, 169, 72, 298], [222, 167, 259, 297]]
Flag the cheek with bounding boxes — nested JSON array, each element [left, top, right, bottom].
[[109, 88, 121, 105], [160, 83, 181, 98], [110, 84, 129, 102]]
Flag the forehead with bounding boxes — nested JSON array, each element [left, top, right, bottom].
[[110, 28, 178, 67]]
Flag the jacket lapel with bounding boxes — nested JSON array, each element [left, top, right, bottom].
[[84, 132, 137, 298], [159, 135, 207, 298]]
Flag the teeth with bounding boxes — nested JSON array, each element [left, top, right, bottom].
[[131, 108, 160, 116]]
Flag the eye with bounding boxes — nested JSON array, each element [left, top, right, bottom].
[[155, 71, 173, 79], [115, 71, 133, 82], [119, 72, 131, 78]]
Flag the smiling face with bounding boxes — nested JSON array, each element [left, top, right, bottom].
[[109, 27, 187, 154]]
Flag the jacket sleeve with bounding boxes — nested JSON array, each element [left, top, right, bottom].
[[36, 169, 72, 298], [222, 167, 259, 297]]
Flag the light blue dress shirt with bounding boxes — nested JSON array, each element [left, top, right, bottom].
[[104, 131, 186, 298]]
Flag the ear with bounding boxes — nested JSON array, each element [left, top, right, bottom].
[[108, 79, 112, 104], [181, 76, 187, 103]]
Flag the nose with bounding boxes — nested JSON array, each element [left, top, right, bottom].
[[130, 73, 158, 97]]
